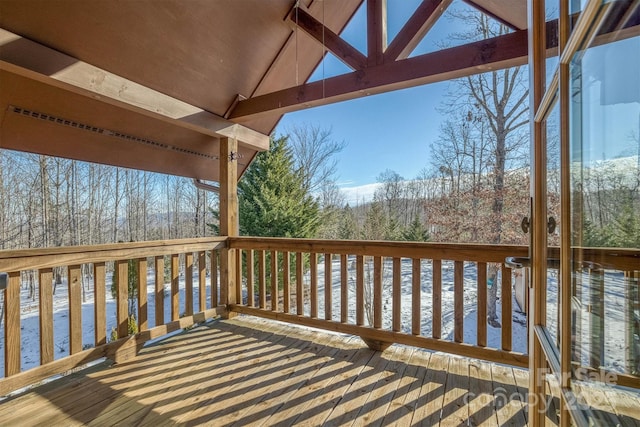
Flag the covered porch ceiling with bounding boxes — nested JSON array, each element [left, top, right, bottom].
[[0, 0, 539, 182]]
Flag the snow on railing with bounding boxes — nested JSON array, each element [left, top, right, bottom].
[[0, 237, 226, 396]]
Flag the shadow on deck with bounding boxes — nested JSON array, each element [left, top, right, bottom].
[[0, 315, 634, 426]]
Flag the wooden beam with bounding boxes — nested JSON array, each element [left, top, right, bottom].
[[384, 0, 452, 62], [367, 0, 388, 66], [0, 29, 269, 152], [230, 25, 555, 120], [290, 7, 367, 71]]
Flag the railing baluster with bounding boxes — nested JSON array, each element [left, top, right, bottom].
[[374, 256, 382, 329], [39, 268, 54, 364], [477, 262, 487, 347], [356, 255, 364, 326], [454, 261, 464, 343], [392, 257, 401, 332], [325, 253, 332, 321], [68, 265, 82, 354], [296, 252, 303, 315], [340, 254, 348, 323], [246, 249, 254, 307], [432, 259, 441, 339], [5, 272, 21, 376], [501, 264, 512, 351], [310, 253, 318, 318], [412, 258, 421, 335], [171, 254, 179, 321], [271, 250, 278, 311], [198, 251, 206, 312], [94, 263, 106, 345], [258, 250, 266, 309], [185, 252, 193, 316], [116, 260, 129, 338], [236, 249, 243, 305], [138, 258, 148, 332], [283, 251, 290, 313], [211, 250, 218, 308], [155, 256, 164, 326]]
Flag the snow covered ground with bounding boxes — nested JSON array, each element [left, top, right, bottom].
[[0, 257, 634, 378]]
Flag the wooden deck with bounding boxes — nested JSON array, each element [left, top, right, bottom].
[[0, 316, 637, 426]]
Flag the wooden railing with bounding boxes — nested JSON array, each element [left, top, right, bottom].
[[228, 237, 530, 367], [0, 237, 226, 395], [3, 236, 637, 396]]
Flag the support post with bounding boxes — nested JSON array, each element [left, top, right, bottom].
[[219, 137, 239, 318]]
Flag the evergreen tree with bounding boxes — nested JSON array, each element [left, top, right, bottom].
[[402, 216, 430, 242], [238, 135, 320, 238]]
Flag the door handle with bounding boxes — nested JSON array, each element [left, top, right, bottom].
[[504, 257, 560, 269]]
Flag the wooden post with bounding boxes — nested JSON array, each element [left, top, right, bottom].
[[219, 137, 238, 317]]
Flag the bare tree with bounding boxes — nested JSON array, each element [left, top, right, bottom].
[[287, 123, 346, 193]]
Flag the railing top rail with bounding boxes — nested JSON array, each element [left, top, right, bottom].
[[0, 237, 227, 272], [229, 236, 529, 263], [230, 237, 640, 270]]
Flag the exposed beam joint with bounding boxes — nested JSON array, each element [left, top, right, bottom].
[[289, 6, 367, 71], [367, 0, 388, 66], [230, 23, 560, 120], [384, 0, 453, 62]]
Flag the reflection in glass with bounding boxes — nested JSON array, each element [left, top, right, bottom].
[[569, 19, 640, 379]]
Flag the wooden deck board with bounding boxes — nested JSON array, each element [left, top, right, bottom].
[[1, 315, 638, 426]]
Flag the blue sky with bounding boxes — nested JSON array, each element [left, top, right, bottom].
[[275, 0, 472, 187]]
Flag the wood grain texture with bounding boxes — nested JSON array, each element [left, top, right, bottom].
[[185, 252, 193, 316], [39, 268, 54, 364], [171, 254, 179, 321], [116, 260, 128, 339], [501, 263, 512, 351], [0, 307, 224, 396], [412, 258, 421, 335], [211, 250, 218, 308], [477, 261, 487, 347], [374, 256, 383, 329], [432, 259, 442, 339], [258, 250, 266, 309], [0, 237, 226, 272], [340, 254, 348, 324], [154, 256, 164, 326], [310, 253, 318, 319], [94, 263, 106, 346], [454, 261, 464, 343], [4, 272, 20, 376], [356, 255, 364, 326], [324, 253, 332, 321], [246, 249, 254, 307], [138, 258, 148, 332], [198, 251, 206, 312], [68, 264, 82, 354], [282, 251, 290, 313], [270, 250, 278, 312], [232, 305, 528, 367], [296, 252, 303, 315], [392, 257, 401, 332]]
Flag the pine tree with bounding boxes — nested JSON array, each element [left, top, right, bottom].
[[238, 136, 320, 238], [402, 216, 430, 242]]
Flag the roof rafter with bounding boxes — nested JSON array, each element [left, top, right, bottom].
[[384, 0, 453, 62], [230, 23, 560, 120], [367, 0, 387, 66], [288, 6, 367, 71]]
